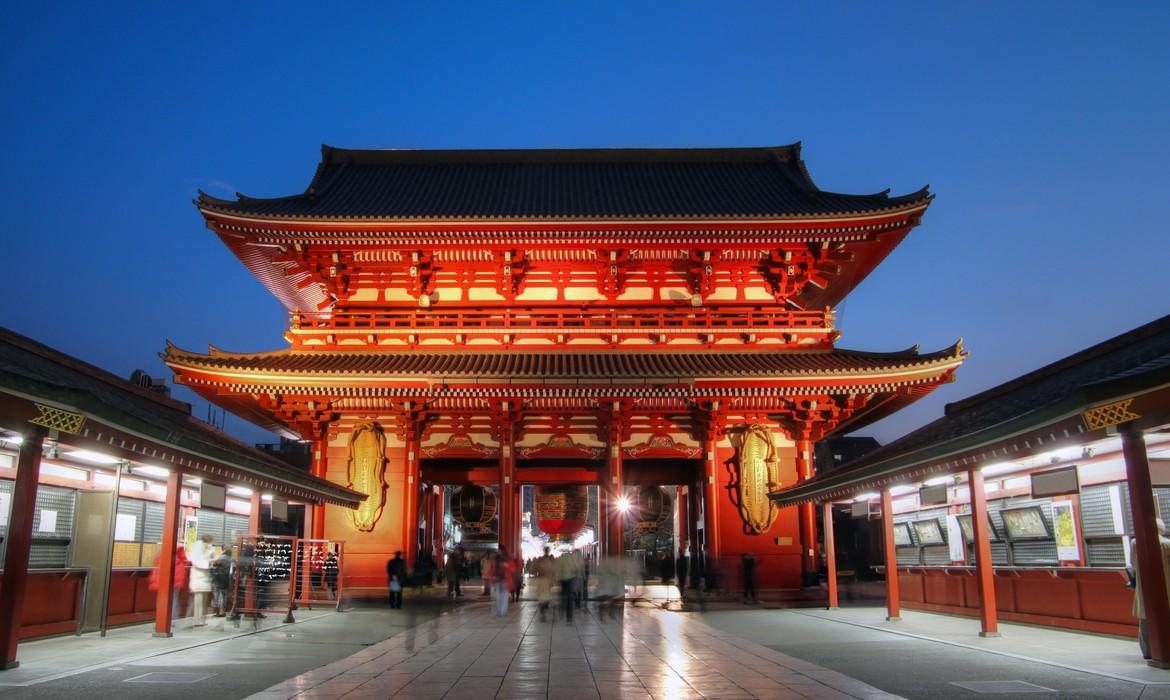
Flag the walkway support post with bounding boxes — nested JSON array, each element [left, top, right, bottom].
[[967, 467, 1000, 637], [153, 469, 183, 637], [880, 488, 901, 621], [1122, 426, 1170, 668], [823, 502, 838, 609], [0, 426, 46, 668]]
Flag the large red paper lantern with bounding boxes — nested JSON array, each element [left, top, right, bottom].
[[631, 485, 671, 533], [451, 485, 497, 533], [534, 485, 589, 540]]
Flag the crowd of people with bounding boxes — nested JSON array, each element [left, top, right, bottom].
[[150, 536, 341, 626]]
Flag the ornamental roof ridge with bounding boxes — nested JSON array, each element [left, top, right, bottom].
[[194, 143, 932, 222]]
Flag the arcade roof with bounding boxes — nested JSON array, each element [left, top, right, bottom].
[[0, 327, 364, 507], [771, 313, 1170, 506], [196, 144, 931, 222]]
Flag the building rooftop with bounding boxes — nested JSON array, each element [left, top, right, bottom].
[[197, 144, 930, 222]]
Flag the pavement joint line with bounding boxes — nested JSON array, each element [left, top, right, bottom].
[[0, 612, 340, 688], [787, 609, 1170, 688]]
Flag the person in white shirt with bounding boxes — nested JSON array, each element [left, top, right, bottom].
[[188, 533, 215, 627]]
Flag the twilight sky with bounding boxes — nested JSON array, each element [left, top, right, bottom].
[[2, 3, 1168, 447]]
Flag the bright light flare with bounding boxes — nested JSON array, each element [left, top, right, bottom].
[[616, 496, 631, 513], [65, 449, 120, 465]]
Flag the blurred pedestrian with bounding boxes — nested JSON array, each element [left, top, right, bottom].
[[188, 533, 214, 627], [675, 546, 689, 600], [386, 550, 407, 609], [149, 544, 189, 622], [742, 552, 758, 604], [556, 550, 581, 622], [324, 548, 339, 601], [210, 542, 233, 616], [535, 547, 554, 621], [493, 547, 514, 616], [446, 546, 464, 598]]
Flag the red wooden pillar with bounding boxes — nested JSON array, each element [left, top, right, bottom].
[[823, 502, 838, 610], [702, 440, 721, 566], [499, 434, 514, 557], [433, 485, 445, 567], [249, 490, 262, 536], [677, 486, 689, 551], [607, 439, 625, 557], [688, 482, 701, 561], [596, 487, 608, 557], [880, 488, 901, 621], [0, 426, 45, 668], [404, 438, 420, 569], [796, 439, 819, 586], [967, 467, 1000, 637], [1123, 427, 1170, 668], [311, 439, 327, 540], [512, 483, 522, 555], [153, 469, 184, 637]]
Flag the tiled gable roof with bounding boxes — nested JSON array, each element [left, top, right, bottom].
[[197, 144, 930, 221]]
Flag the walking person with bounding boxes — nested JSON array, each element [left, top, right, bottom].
[[511, 552, 524, 603], [324, 549, 339, 601], [150, 544, 190, 622], [210, 544, 233, 616], [446, 546, 464, 598], [188, 534, 214, 627], [535, 548, 554, 621], [742, 552, 758, 604], [556, 550, 581, 622], [481, 553, 495, 596], [492, 547, 514, 616], [675, 546, 689, 600], [386, 550, 407, 609]]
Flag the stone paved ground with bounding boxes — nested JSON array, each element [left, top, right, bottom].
[[249, 601, 900, 700]]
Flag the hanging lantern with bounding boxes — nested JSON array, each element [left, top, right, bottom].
[[534, 485, 589, 540], [631, 485, 671, 534], [451, 485, 497, 534]]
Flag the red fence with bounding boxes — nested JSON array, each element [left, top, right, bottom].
[[895, 566, 1136, 637]]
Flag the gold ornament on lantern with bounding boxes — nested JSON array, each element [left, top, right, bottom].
[[736, 424, 781, 534], [347, 422, 387, 532]]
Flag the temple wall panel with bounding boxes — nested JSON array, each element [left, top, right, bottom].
[[515, 287, 557, 302], [564, 287, 602, 301], [348, 288, 380, 302], [742, 285, 774, 301], [615, 287, 653, 301], [322, 437, 407, 593], [711, 441, 803, 589], [383, 287, 414, 302], [466, 288, 501, 301]]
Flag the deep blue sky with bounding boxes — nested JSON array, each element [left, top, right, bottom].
[[3, 3, 1168, 447]]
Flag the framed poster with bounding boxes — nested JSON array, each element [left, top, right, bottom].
[[1001, 506, 1051, 541], [956, 514, 1001, 543], [1051, 501, 1081, 561], [913, 518, 946, 546], [893, 522, 913, 547]]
